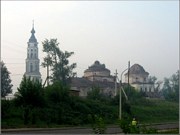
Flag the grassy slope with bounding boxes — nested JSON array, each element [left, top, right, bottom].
[[131, 98, 179, 124]]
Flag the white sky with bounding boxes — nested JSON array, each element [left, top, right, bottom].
[[1, 1, 179, 93]]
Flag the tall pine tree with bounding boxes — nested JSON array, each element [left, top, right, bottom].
[[1, 61, 13, 97]]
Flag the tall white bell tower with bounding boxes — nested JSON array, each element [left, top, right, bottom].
[[25, 22, 41, 81]]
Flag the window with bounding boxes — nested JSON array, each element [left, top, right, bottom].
[[145, 87, 147, 92], [140, 87, 143, 91], [103, 79, 107, 82], [149, 87, 151, 92], [35, 64, 38, 71], [30, 63, 33, 72], [31, 53, 33, 58], [34, 53, 36, 58]]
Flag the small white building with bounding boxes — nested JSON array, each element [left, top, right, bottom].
[[5, 93, 15, 100], [124, 64, 155, 92]]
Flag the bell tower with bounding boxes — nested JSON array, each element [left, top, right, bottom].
[[25, 21, 41, 81]]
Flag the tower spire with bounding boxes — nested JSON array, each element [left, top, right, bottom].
[[29, 20, 37, 43], [32, 20, 34, 28]]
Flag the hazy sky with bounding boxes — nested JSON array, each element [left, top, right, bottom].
[[1, 1, 179, 93]]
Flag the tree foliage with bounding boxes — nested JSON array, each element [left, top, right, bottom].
[[1, 61, 13, 97], [14, 76, 45, 125], [42, 39, 76, 85], [44, 81, 69, 105], [15, 76, 44, 107], [148, 76, 157, 84], [162, 70, 179, 102], [87, 86, 102, 100]]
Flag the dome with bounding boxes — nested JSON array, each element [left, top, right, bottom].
[[28, 27, 37, 43], [125, 64, 149, 75], [94, 60, 100, 65], [84, 60, 110, 72]]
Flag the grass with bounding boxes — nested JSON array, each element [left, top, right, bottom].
[[2, 98, 179, 128], [130, 98, 179, 124], [158, 129, 179, 134]]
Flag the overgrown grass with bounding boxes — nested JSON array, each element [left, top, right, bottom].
[[158, 129, 179, 134], [131, 98, 179, 123], [1, 97, 179, 128]]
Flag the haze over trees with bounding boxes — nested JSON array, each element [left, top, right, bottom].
[[1, 61, 13, 97]]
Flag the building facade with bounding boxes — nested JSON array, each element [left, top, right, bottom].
[[71, 61, 116, 97], [124, 64, 155, 92], [24, 24, 41, 81], [84, 61, 115, 82]]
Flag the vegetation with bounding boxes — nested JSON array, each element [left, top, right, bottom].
[[42, 38, 76, 85], [14, 76, 45, 125], [2, 81, 179, 129], [118, 118, 158, 134], [162, 70, 179, 102], [1, 61, 13, 97], [131, 99, 179, 123]]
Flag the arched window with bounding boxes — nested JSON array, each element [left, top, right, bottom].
[[34, 49, 37, 58], [35, 64, 38, 71], [30, 63, 33, 72]]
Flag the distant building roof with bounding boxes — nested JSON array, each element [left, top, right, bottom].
[[125, 64, 149, 75], [84, 60, 110, 72]]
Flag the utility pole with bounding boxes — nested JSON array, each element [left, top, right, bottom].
[[128, 61, 130, 86], [128, 61, 130, 92], [114, 69, 118, 96], [47, 64, 49, 86], [119, 61, 130, 120]]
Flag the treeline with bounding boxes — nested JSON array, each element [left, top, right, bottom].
[[2, 75, 158, 128], [1, 74, 179, 129], [1, 77, 125, 128]]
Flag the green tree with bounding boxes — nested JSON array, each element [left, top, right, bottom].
[[148, 76, 157, 83], [87, 86, 102, 100], [1, 61, 13, 97], [44, 81, 69, 104], [42, 38, 76, 85], [14, 76, 44, 124], [162, 70, 179, 102]]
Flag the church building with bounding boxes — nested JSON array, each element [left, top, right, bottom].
[[24, 23, 41, 81], [71, 61, 116, 97], [124, 64, 154, 93]]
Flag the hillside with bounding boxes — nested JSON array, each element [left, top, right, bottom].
[[131, 98, 179, 124]]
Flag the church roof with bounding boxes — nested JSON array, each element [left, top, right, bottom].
[[84, 60, 110, 72], [71, 77, 115, 89], [125, 64, 149, 75], [28, 26, 37, 43]]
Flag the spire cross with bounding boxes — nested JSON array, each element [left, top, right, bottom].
[[32, 20, 34, 28]]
